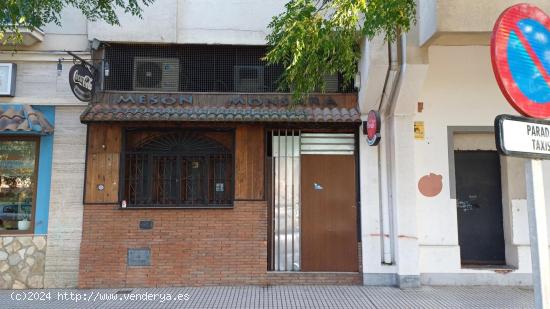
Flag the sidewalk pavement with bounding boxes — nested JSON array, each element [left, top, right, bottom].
[[0, 285, 535, 308]]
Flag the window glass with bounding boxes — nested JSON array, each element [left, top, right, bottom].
[[124, 130, 233, 207], [0, 138, 38, 231]]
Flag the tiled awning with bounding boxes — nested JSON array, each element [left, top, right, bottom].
[[80, 92, 361, 124], [0, 105, 54, 134]]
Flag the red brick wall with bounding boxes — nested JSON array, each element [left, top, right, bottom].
[[79, 201, 267, 288]]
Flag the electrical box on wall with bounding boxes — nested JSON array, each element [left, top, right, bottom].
[[0, 63, 16, 96]]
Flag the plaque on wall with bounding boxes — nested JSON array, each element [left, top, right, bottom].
[[127, 248, 151, 266]]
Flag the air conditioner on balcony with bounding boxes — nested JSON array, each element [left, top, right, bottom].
[[323, 74, 339, 93], [234, 65, 265, 92], [287, 74, 340, 93], [133, 57, 180, 91]]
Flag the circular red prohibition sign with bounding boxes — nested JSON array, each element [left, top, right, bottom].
[[491, 4, 550, 119]]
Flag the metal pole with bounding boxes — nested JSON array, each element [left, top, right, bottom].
[[284, 130, 288, 271], [291, 131, 295, 271], [525, 159, 550, 309], [277, 131, 281, 271]]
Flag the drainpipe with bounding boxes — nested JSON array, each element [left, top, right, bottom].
[[377, 34, 406, 265]]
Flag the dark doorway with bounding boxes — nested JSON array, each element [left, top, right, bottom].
[[454, 151, 505, 265], [301, 155, 358, 272]]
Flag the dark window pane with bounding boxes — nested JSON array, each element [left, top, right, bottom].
[[0, 138, 38, 231]]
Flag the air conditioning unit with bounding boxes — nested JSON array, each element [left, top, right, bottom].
[[323, 74, 339, 93], [310, 74, 340, 93], [133, 57, 179, 91], [234, 65, 264, 92]]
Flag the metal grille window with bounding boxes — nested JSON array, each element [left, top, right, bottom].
[[103, 44, 355, 93], [123, 130, 234, 208]]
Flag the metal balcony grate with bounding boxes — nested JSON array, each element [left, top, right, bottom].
[[123, 130, 234, 208], [102, 44, 355, 93]]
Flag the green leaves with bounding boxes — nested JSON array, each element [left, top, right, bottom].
[[265, 0, 416, 99], [0, 0, 154, 45], [363, 0, 416, 42]]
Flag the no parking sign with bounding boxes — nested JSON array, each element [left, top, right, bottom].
[[492, 4, 550, 160], [492, 4, 550, 119]]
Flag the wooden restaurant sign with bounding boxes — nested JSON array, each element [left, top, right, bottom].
[[98, 92, 357, 109], [82, 92, 360, 123]]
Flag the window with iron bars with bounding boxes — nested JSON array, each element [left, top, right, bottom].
[[102, 44, 355, 93], [123, 129, 234, 208]]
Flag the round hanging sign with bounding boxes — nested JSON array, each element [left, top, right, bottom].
[[364, 110, 381, 146], [69, 63, 95, 102], [491, 4, 550, 119]]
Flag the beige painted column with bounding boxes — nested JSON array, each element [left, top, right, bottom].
[[44, 106, 87, 288], [390, 62, 429, 288]]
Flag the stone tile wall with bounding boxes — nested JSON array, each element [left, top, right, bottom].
[[0, 236, 47, 289]]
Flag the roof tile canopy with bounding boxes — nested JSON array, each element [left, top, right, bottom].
[[0, 105, 54, 134], [80, 92, 361, 124]]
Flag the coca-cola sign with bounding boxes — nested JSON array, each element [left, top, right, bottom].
[[69, 64, 95, 102]]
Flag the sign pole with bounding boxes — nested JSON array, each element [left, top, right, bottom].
[[491, 4, 550, 308], [525, 159, 550, 309]]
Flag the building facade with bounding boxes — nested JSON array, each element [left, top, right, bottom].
[[0, 7, 89, 289], [0, 0, 549, 289], [359, 0, 550, 287]]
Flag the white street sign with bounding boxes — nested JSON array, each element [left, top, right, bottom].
[[495, 115, 550, 160]]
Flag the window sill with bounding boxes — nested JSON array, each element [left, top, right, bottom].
[[461, 264, 517, 272], [0, 230, 35, 236], [118, 204, 234, 210]]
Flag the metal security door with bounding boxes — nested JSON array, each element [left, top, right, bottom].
[[270, 131, 301, 271], [455, 151, 506, 265]]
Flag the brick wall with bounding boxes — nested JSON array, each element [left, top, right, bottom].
[[266, 272, 362, 285], [78, 201, 267, 288]]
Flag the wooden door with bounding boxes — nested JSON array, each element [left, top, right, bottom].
[[455, 151, 506, 265], [301, 155, 358, 272]]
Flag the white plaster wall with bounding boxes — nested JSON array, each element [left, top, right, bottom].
[[416, 45, 550, 276], [0, 8, 89, 288], [0, 10, 88, 128], [437, 0, 550, 33], [0, 6, 90, 105], [0, 7, 88, 52], [88, 0, 287, 44], [42, 7, 87, 35], [417, 0, 437, 46], [0, 58, 89, 106]]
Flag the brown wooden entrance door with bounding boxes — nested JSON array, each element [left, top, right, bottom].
[[301, 155, 358, 272]]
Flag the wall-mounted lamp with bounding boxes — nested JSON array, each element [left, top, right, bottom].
[[57, 58, 64, 76], [354, 72, 361, 90], [104, 61, 110, 77], [90, 38, 102, 51]]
